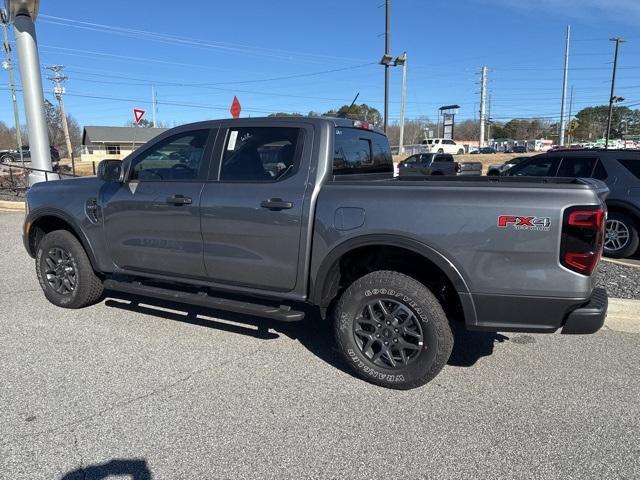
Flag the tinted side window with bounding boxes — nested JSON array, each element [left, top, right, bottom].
[[509, 157, 561, 177], [333, 128, 392, 175], [130, 130, 209, 181], [557, 157, 596, 177], [404, 155, 419, 164], [618, 159, 640, 179], [435, 154, 453, 162], [592, 160, 608, 180], [220, 127, 302, 182]]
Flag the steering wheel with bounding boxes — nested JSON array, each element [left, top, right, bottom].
[[171, 163, 190, 170]]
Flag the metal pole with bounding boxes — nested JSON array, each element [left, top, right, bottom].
[[152, 85, 157, 128], [567, 85, 574, 145], [47, 65, 73, 166], [398, 52, 407, 154], [486, 92, 492, 144], [383, 0, 390, 133], [479, 66, 487, 149], [559, 25, 570, 146], [1, 11, 24, 168], [606, 38, 623, 150], [13, 12, 53, 184]]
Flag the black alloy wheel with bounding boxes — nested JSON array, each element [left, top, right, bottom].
[[43, 247, 77, 295], [354, 298, 424, 368]]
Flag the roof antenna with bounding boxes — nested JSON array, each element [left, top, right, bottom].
[[340, 92, 360, 118]]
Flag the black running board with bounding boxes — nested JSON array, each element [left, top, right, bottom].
[[103, 279, 305, 322]]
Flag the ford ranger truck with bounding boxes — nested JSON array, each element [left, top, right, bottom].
[[23, 117, 609, 389]]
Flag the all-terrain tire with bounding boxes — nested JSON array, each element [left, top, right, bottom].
[[604, 212, 639, 259], [333, 270, 453, 389], [36, 230, 104, 308]]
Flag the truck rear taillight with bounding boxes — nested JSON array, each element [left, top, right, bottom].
[[454, 162, 461, 173], [560, 207, 605, 275]]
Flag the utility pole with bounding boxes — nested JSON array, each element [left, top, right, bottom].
[[47, 64, 74, 174], [383, 0, 390, 133], [567, 85, 574, 145], [479, 65, 487, 150], [151, 85, 157, 128], [1, 8, 24, 168], [396, 52, 407, 153], [606, 37, 624, 149], [559, 25, 570, 146], [486, 92, 492, 144]]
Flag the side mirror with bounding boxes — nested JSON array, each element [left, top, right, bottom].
[[97, 160, 123, 182]]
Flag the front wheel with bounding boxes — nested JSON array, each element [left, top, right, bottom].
[[333, 270, 453, 389], [1, 154, 14, 164], [36, 230, 104, 308], [437, 148, 444, 154], [604, 212, 639, 258]]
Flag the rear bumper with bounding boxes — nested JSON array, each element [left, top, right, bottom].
[[560, 288, 608, 334], [466, 288, 608, 334]]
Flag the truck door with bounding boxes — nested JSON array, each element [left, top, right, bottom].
[[101, 127, 215, 279], [200, 122, 313, 292]]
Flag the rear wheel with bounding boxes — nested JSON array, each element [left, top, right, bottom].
[[36, 230, 104, 308], [437, 148, 444, 154], [604, 212, 639, 258], [333, 270, 453, 389], [457, 149, 464, 155]]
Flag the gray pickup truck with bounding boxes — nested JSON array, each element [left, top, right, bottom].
[[23, 117, 609, 389]]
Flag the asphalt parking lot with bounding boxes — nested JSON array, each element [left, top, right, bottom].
[[1, 212, 639, 480]]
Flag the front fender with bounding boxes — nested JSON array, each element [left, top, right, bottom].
[[24, 208, 100, 271]]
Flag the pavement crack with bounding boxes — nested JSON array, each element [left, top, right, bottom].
[[71, 429, 87, 480], [2, 345, 265, 444]]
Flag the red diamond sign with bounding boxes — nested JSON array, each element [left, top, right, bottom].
[[133, 108, 145, 124], [230, 96, 241, 119]]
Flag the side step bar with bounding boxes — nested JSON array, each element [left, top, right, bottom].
[[103, 278, 305, 322]]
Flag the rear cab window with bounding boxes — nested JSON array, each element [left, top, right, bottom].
[[556, 157, 597, 177], [333, 127, 393, 177], [618, 158, 640, 179]]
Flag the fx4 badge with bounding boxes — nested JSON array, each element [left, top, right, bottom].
[[498, 215, 551, 231]]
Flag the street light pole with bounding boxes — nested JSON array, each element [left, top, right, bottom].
[[396, 52, 407, 154], [10, 1, 54, 184], [559, 25, 570, 147], [383, 0, 390, 133], [606, 37, 624, 150]]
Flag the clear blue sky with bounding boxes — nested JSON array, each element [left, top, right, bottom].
[[2, 0, 640, 128]]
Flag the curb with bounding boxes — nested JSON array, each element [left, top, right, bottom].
[[605, 297, 640, 333], [601, 257, 640, 269], [0, 200, 25, 212]]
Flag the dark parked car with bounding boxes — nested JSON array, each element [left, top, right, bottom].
[[487, 156, 529, 176], [397, 153, 459, 176], [0, 145, 61, 171], [511, 145, 527, 153], [23, 117, 609, 389], [506, 149, 640, 258], [471, 147, 497, 154]]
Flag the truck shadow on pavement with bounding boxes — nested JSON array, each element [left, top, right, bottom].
[[104, 292, 510, 378], [60, 458, 152, 480]]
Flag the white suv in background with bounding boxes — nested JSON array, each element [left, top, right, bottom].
[[421, 138, 465, 154]]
